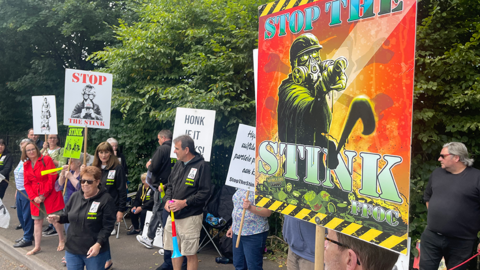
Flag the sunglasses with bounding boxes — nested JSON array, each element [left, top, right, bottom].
[[80, 179, 96, 185], [325, 237, 361, 265], [439, 154, 452, 159]]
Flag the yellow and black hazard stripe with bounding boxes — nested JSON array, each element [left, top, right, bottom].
[[259, 0, 322, 18], [255, 195, 408, 255]]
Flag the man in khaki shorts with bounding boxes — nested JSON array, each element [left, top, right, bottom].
[[164, 135, 212, 270]]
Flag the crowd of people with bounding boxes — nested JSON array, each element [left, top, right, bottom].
[[12, 128, 480, 270]]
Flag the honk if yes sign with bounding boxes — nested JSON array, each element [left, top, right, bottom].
[[171, 108, 216, 162]]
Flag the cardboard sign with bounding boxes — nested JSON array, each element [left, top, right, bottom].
[[63, 126, 84, 159], [255, 0, 417, 255], [63, 69, 113, 129], [170, 107, 216, 162], [32, 96, 58, 135], [225, 124, 256, 191], [142, 211, 164, 248]]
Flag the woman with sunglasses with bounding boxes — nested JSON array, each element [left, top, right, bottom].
[[0, 138, 13, 199], [22, 141, 65, 255], [56, 154, 84, 266], [48, 166, 116, 270], [90, 142, 127, 269]]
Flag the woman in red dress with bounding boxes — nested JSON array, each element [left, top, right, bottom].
[[23, 141, 65, 255]]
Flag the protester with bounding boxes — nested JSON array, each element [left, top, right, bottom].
[[47, 166, 116, 270], [283, 215, 316, 270], [91, 142, 127, 269], [55, 154, 83, 266], [0, 138, 13, 199], [41, 134, 67, 167], [23, 141, 65, 255], [136, 130, 186, 270], [324, 229, 398, 270], [226, 188, 271, 270], [128, 173, 153, 235], [40, 134, 67, 237], [106, 138, 128, 179], [420, 142, 480, 270], [27, 128, 43, 150], [164, 135, 212, 270], [56, 154, 84, 222], [13, 139, 34, 248]]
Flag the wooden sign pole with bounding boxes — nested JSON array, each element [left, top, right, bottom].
[[315, 226, 325, 270], [63, 158, 72, 196], [83, 127, 88, 165], [4, 181, 48, 216], [44, 134, 49, 156], [235, 190, 250, 248]]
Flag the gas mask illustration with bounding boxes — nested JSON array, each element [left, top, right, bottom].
[[292, 52, 321, 85]]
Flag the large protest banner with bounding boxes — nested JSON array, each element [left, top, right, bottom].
[[32, 95, 58, 135], [255, 0, 417, 255], [63, 69, 113, 129], [171, 108, 216, 162], [225, 124, 256, 191]]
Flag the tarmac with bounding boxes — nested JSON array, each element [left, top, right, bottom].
[[0, 187, 283, 270]]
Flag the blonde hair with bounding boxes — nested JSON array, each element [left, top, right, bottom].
[[21, 142, 40, 161], [141, 173, 147, 182]]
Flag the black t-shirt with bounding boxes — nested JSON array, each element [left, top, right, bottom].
[[424, 167, 480, 239]]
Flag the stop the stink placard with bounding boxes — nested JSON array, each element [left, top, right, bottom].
[[63, 69, 113, 129]]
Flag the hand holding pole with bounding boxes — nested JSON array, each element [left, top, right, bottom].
[[235, 190, 250, 248]]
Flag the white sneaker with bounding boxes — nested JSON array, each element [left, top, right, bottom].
[[158, 248, 164, 255], [111, 228, 116, 235], [136, 235, 153, 249]]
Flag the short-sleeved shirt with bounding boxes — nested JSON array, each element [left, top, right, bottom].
[[231, 189, 269, 236], [14, 161, 25, 190], [424, 167, 480, 239]]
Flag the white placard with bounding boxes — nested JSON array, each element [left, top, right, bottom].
[[142, 211, 164, 248], [32, 95, 58, 135], [225, 124, 256, 191], [63, 68, 113, 129], [393, 237, 410, 270], [170, 107, 216, 162], [253, 49, 258, 109]]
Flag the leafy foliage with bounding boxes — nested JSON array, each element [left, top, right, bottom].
[[90, 0, 268, 186], [0, 0, 127, 133], [410, 0, 480, 258]]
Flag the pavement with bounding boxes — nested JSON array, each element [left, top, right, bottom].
[[0, 186, 283, 270]]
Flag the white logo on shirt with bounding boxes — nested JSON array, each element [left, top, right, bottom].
[[187, 168, 197, 179], [107, 170, 116, 179], [89, 202, 100, 213]]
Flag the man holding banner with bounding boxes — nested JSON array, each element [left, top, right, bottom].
[[324, 229, 398, 270], [164, 135, 212, 270]]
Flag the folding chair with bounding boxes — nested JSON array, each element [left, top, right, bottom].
[[197, 185, 236, 256], [198, 218, 231, 256]]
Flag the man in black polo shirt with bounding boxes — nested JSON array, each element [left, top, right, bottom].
[[421, 142, 480, 270]]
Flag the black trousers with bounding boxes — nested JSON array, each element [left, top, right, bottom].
[[420, 228, 476, 270], [0, 180, 8, 199], [131, 209, 148, 230]]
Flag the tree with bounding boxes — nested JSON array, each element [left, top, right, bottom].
[[90, 0, 268, 185], [0, 0, 128, 133], [410, 0, 480, 259]]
